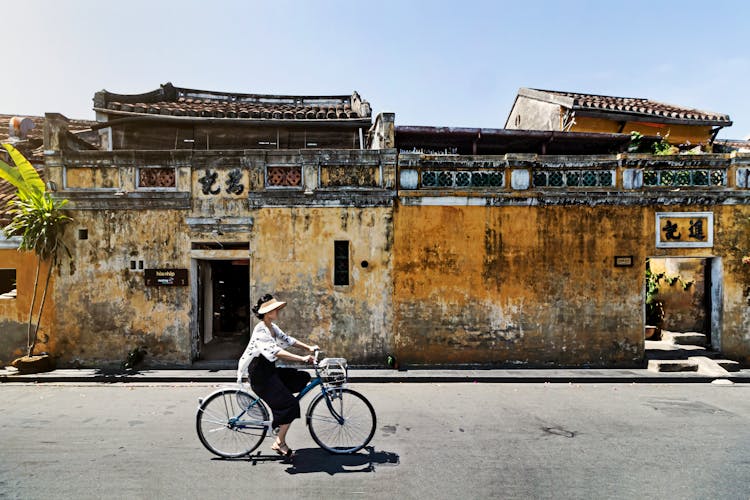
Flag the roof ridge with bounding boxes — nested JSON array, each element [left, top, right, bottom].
[[525, 88, 730, 123], [531, 88, 644, 101]]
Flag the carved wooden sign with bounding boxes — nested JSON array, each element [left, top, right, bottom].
[[655, 212, 713, 248]]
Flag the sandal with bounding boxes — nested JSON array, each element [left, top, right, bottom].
[[271, 441, 294, 457]]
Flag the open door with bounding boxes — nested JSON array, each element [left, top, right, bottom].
[[645, 257, 713, 345], [196, 259, 250, 362]]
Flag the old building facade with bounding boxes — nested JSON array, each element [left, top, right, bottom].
[[2, 84, 749, 368], [505, 88, 732, 146]]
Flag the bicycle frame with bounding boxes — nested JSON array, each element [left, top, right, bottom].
[[228, 362, 345, 429]]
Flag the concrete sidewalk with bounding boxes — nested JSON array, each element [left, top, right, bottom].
[[1, 366, 749, 384]]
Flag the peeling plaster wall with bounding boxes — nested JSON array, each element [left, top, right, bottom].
[[54, 209, 192, 367], [249, 207, 393, 364], [48, 145, 396, 367]]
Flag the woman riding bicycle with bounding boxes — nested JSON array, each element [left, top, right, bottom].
[[236, 294, 319, 458]]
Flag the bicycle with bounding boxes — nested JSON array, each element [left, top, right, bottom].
[[196, 351, 376, 458]]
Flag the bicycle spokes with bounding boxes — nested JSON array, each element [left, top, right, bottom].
[[307, 388, 376, 454]]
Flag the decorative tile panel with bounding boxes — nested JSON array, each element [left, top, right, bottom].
[[138, 167, 176, 188], [266, 166, 302, 187], [320, 165, 379, 188], [421, 171, 504, 189], [643, 169, 725, 187], [532, 170, 615, 188]]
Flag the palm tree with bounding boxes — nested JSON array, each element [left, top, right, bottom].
[[0, 144, 71, 357]]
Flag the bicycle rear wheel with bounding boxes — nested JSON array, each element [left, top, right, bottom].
[[196, 388, 269, 458], [307, 388, 376, 454]]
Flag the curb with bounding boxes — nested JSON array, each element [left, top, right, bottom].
[[2, 369, 749, 384]]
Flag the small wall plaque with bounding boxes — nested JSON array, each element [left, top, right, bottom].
[[655, 212, 713, 248], [145, 269, 188, 286], [614, 256, 633, 267]]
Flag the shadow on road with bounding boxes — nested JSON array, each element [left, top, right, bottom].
[[284, 447, 400, 475], [208, 446, 400, 474]]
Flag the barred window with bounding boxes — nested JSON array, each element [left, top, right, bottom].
[[334, 241, 349, 286]]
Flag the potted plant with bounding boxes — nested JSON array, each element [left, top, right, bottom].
[[0, 144, 71, 373]]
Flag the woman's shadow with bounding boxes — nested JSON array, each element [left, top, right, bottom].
[[283, 447, 399, 475]]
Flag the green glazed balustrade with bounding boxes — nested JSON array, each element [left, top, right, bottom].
[[421, 171, 504, 188], [643, 169, 725, 187], [532, 170, 614, 188]]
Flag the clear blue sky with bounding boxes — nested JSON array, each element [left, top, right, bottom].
[[4, 0, 749, 139]]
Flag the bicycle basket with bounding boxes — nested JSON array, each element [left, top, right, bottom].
[[319, 358, 347, 386]]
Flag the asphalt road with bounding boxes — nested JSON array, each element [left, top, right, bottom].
[[1, 382, 748, 500]]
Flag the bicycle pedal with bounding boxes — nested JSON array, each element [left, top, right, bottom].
[[272, 427, 280, 436]]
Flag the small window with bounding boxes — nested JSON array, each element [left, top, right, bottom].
[[334, 241, 349, 286], [0, 269, 17, 298]]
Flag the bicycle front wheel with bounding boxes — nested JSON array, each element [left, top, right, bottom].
[[196, 388, 269, 458], [307, 388, 376, 454]]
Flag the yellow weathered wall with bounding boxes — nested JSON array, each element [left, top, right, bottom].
[[249, 207, 393, 363], [394, 202, 750, 367], [393, 204, 646, 367], [0, 249, 55, 363], [570, 116, 621, 134], [572, 117, 713, 145]]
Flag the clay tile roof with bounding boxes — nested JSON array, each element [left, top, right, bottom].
[[523, 88, 731, 126], [94, 82, 373, 123]]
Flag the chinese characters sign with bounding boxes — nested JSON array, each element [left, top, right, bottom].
[[655, 212, 713, 248], [197, 168, 245, 195]]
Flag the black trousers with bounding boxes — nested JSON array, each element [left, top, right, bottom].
[[249, 356, 311, 428]]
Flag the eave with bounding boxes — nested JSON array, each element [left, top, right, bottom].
[[92, 109, 372, 130]]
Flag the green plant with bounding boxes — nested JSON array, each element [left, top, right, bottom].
[[652, 134, 679, 155], [628, 131, 680, 155], [645, 260, 665, 326], [0, 144, 71, 357]]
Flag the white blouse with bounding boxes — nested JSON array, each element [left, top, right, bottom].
[[236, 322, 296, 383]]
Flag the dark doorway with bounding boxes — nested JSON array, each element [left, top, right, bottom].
[[197, 259, 250, 361]]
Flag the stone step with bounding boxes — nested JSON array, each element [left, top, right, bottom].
[[647, 359, 698, 372], [660, 331, 707, 346], [688, 356, 730, 377], [714, 360, 741, 372]]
